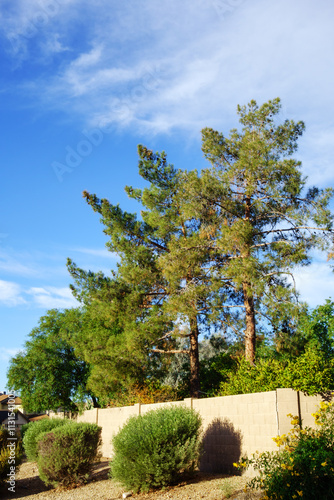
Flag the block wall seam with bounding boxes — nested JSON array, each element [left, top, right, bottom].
[[297, 391, 301, 428], [275, 389, 279, 437]]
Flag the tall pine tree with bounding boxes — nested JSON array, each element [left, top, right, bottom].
[[185, 98, 334, 362], [68, 149, 212, 397]]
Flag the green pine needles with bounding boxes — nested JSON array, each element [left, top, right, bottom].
[[110, 406, 202, 492]]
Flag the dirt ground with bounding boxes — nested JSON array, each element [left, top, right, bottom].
[[0, 460, 264, 500]]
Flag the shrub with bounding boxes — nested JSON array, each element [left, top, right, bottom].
[[236, 403, 334, 499], [220, 346, 334, 396], [110, 405, 202, 493], [0, 428, 9, 451], [0, 429, 23, 486], [23, 418, 69, 461], [36, 422, 102, 488], [20, 422, 31, 441]]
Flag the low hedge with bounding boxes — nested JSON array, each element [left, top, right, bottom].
[[37, 422, 102, 488], [23, 418, 70, 462]]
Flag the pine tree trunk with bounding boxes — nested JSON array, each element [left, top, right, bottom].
[[189, 316, 200, 398], [242, 194, 256, 364], [91, 395, 101, 408], [243, 282, 256, 364]]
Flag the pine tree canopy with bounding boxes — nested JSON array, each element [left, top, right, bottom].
[[66, 98, 334, 398]]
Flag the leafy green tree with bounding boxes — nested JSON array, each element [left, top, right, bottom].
[[296, 299, 334, 358], [7, 309, 91, 412], [218, 299, 334, 397], [184, 98, 333, 362], [161, 335, 236, 398], [274, 299, 334, 359]]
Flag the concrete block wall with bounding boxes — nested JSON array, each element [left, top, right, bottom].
[[140, 399, 187, 415], [298, 391, 323, 428], [75, 389, 327, 470], [76, 404, 139, 458], [75, 408, 98, 424], [194, 391, 279, 473], [97, 405, 139, 458]]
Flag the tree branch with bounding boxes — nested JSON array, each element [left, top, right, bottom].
[[151, 348, 189, 354], [259, 226, 331, 237]]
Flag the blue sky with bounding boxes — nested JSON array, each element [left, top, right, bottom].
[[1, 0, 334, 391]]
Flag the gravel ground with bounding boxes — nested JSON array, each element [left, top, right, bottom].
[[0, 460, 264, 500]]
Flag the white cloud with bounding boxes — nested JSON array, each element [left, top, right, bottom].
[[40, 32, 69, 56], [294, 262, 334, 308], [72, 247, 118, 259], [27, 286, 79, 309], [0, 278, 78, 309], [0, 248, 71, 280], [69, 45, 103, 70], [1, 0, 76, 39], [57, 52, 139, 98], [0, 246, 118, 309], [2, 0, 334, 185], [0, 250, 38, 277], [0, 347, 21, 362], [0, 280, 26, 306], [12, 0, 328, 155], [298, 126, 334, 188]]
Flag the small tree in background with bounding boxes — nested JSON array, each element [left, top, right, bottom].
[[7, 309, 91, 412]]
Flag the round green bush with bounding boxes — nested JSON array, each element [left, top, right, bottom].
[[23, 418, 70, 461], [36, 422, 102, 488], [110, 405, 202, 493]]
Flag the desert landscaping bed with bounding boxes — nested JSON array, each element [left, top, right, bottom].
[[0, 460, 263, 500]]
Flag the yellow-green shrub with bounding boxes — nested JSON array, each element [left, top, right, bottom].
[[236, 403, 334, 499], [110, 406, 202, 493], [220, 346, 334, 396]]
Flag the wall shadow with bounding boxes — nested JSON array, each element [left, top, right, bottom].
[[199, 417, 242, 474]]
